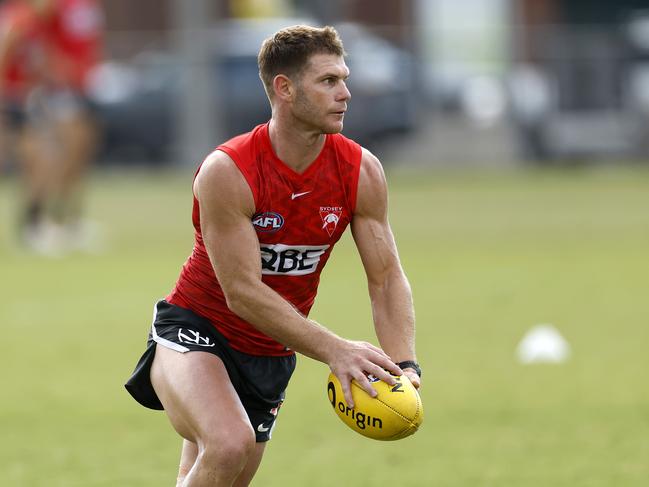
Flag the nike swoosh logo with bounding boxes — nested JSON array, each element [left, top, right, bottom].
[[291, 191, 311, 200], [257, 423, 270, 432]]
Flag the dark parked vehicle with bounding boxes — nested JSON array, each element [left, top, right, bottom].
[[508, 5, 649, 162]]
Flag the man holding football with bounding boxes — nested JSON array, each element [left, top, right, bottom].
[[126, 25, 420, 487]]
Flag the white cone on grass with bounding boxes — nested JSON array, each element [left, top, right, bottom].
[[516, 324, 570, 364]]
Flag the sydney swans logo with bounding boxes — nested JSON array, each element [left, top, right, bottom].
[[320, 206, 343, 236]]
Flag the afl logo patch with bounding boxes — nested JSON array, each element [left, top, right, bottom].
[[252, 212, 284, 232]]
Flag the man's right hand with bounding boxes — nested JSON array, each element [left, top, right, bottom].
[[327, 339, 403, 408]]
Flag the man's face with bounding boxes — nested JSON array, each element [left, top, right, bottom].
[[291, 53, 351, 134]]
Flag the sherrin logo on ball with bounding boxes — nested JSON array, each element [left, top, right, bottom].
[[327, 372, 423, 440]]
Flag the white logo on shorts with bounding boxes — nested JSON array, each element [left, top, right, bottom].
[[177, 329, 215, 347], [257, 423, 270, 433]]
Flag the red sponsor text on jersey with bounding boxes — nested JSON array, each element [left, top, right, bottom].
[[167, 123, 362, 356]]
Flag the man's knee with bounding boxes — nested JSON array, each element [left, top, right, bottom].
[[199, 425, 256, 477]]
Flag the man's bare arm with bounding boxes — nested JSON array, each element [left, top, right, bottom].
[[351, 149, 419, 388], [194, 150, 402, 406], [0, 18, 19, 96]]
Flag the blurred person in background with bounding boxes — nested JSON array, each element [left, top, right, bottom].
[[0, 0, 52, 249], [0, 0, 103, 254], [125, 25, 420, 487], [40, 0, 103, 251]]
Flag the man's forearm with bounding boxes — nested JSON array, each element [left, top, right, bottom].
[[369, 270, 416, 363], [224, 278, 343, 362]]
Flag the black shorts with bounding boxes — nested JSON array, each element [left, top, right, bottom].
[[125, 300, 296, 442]]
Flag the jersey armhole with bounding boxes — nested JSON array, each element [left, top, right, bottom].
[[216, 145, 260, 210], [349, 143, 363, 214]]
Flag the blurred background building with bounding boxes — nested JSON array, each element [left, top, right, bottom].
[[83, 0, 649, 166]]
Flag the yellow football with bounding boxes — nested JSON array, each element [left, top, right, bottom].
[[327, 372, 423, 440]]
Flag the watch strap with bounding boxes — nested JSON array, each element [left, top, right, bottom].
[[397, 360, 421, 378]]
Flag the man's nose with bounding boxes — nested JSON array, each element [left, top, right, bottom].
[[338, 81, 351, 101]]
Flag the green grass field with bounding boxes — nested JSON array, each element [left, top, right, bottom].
[[1, 165, 648, 486]]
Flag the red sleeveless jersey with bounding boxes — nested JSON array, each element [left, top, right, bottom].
[[0, 1, 43, 100], [167, 123, 362, 356], [44, 0, 104, 91]]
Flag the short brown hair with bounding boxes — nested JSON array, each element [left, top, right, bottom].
[[258, 25, 345, 97]]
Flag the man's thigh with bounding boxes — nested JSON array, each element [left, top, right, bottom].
[[150, 344, 253, 442], [125, 300, 294, 442]]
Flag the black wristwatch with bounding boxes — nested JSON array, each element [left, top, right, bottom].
[[397, 360, 421, 378]]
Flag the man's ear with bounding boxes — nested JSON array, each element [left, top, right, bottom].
[[272, 74, 294, 101]]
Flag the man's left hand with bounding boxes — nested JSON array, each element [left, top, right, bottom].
[[402, 368, 421, 389]]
